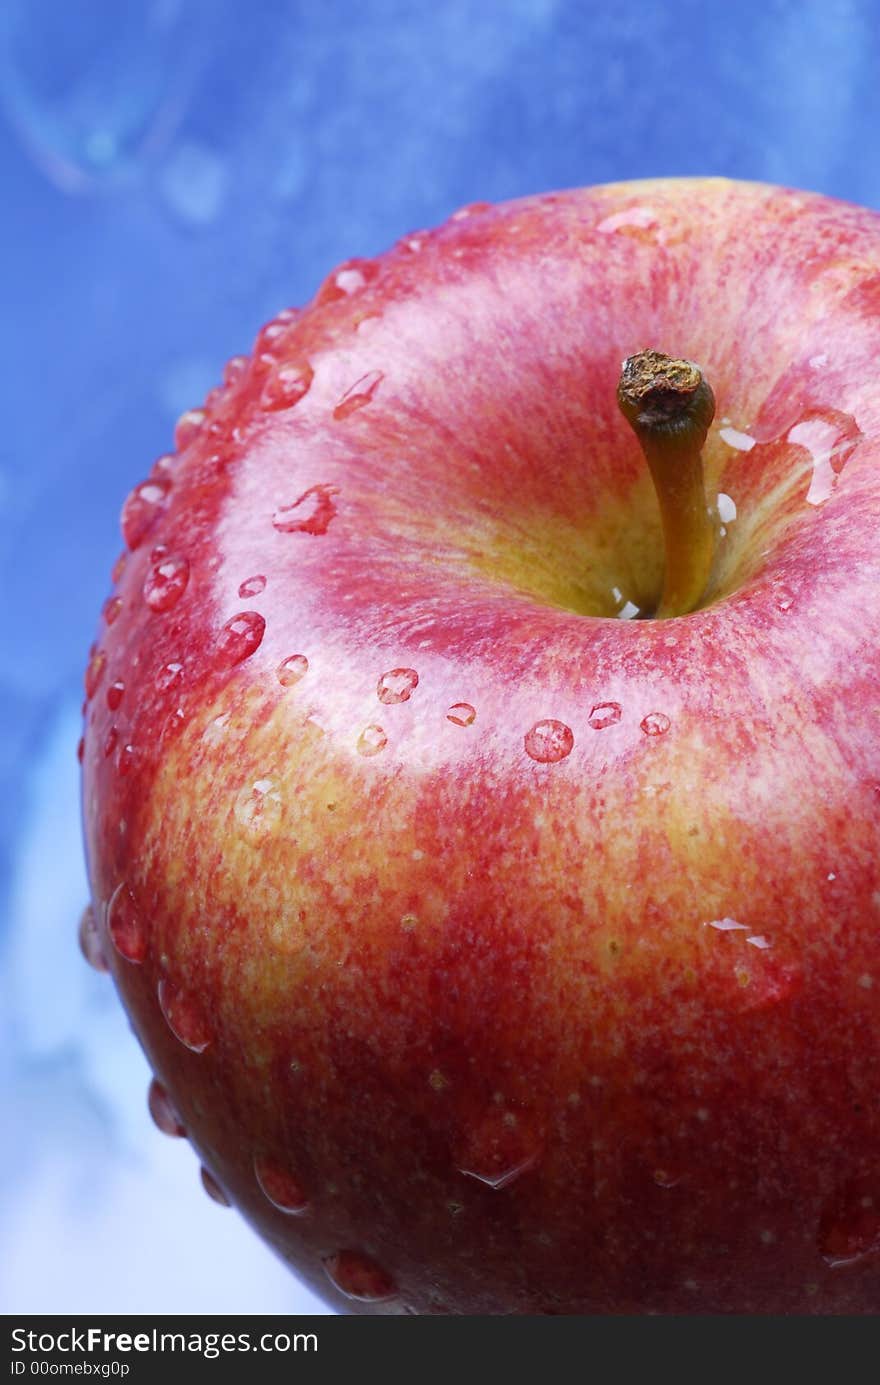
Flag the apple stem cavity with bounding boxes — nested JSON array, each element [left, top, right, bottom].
[[617, 350, 716, 619]]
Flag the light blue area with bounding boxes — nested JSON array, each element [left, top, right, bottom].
[[2, 0, 878, 1315]]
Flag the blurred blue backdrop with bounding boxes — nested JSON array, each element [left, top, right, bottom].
[[3, 0, 879, 1315]]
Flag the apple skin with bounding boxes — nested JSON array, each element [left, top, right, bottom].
[[81, 178, 880, 1314]]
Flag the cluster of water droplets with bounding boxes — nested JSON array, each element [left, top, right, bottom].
[[523, 701, 671, 763]]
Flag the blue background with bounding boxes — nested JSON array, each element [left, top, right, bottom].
[[3, 0, 879, 1315]]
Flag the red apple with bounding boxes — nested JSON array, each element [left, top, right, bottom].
[[81, 178, 880, 1314]]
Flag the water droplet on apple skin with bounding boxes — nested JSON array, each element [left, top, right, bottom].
[[224, 354, 250, 387], [377, 668, 418, 705], [260, 360, 314, 411], [787, 409, 863, 506], [333, 369, 384, 421], [640, 712, 671, 736], [447, 703, 476, 727], [121, 479, 170, 551], [653, 1168, 684, 1189], [456, 1107, 541, 1190], [106, 882, 147, 963], [143, 553, 190, 613], [156, 661, 184, 692], [357, 725, 388, 757], [596, 205, 661, 241], [254, 1158, 309, 1214], [272, 484, 339, 536], [102, 595, 123, 626], [106, 679, 125, 711], [324, 1251, 396, 1302], [115, 742, 141, 777], [234, 778, 282, 838], [157, 979, 212, 1054], [818, 1178, 880, 1267], [200, 1166, 231, 1206], [314, 258, 378, 306], [78, 904, 109, 973], [147, 1078, 186, 1137], [588, 702, 622, 731], [174, 408, 206, 451], [238, 574, 267, 599], [524, 719, 573, 763], [276, 654, 309, 687], [84, 647, 107, 700], [215, 611, 266, 667]]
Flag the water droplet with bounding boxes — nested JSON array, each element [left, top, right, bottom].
[[718, 425, 756, 452], [156, 661, 184, 692], [78, 904, 109, 973], [143, 553, 190, 613], [788, 410, 863, 506], [200, 1167, 230, 1206], [451, 201, 492, 220], [106, 679, 125, 711], [103, 727, 118, 757], [84, 647, 106, 700], [597, 206, 660, 240], [238, 574, 267, 598], [215, 611, 266, 666], [746, 934, 772, 949], [357, 725, 387, 757], [102, 595, 122, 626], [234, 778, 282, 838], [116, 743, 140, 777], [323, 1251, 396, 1302], [653, 1168, 684, 1189], [121, 479, 170, 550], [272, 484, 339, 536], [524, 719, 573, 763], [174, 408, 206, 451], [151, 452, 178, 481], [354, 310, 381, 335], [111, 552, 127, 584], [716, 492, 737, 524], [224, 355, 249, 387], [157, 979, 211, 1053], [588, 702, 622, 730], [774, 587, 795, 612], [315, 258, 377, 305], [447, 703, 476, 727], [161, 707, 186, 741], [456, 1108, 540, 1189], [277, 654, 309, 686], [377, 667, 418, 705], [640, 712, 671, 737], [150, 544, 168, 563], [254, 319, 289, 357], [706, 918, 749, 932], [147, 1078, 186, 1137], [333, 369, 384, 421], [254, 1157, 309, 1214], [399, 230, 427, 254], [260, 360, 314, 411], [818, 1179, 880, 1267], [106, 882, 147, 963]]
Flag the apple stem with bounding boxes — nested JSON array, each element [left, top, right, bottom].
[[617, 350, 716, 619]]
